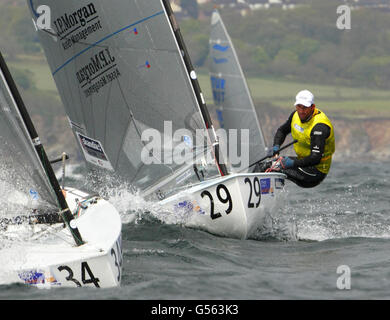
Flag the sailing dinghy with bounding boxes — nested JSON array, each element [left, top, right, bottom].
[[30, 0, 286, 239], [0, 52, 122, 288], [209, 9, 268, 173]]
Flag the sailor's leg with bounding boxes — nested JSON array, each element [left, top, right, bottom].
[[281, 166, 327, 188]]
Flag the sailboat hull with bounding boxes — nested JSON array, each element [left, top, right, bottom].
[[159, 173, 286, 239], [2, 188, 122, 288]]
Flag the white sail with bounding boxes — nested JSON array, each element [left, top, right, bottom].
[[0, 56, 58, 218], [25, 1, 288, 243], [0, 52, 123, 287], [209, 10, 267, 172], [29, 0, 225, 199]]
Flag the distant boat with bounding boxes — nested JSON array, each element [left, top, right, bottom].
[[209, 9, 267, 173], [30, 0, 286, 239], [0, 52, 122, 288]]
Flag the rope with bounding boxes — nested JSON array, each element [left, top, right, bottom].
[[266, 156, 284, 172]]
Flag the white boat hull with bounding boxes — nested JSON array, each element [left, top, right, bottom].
[[1, 188, 122, 288], [159, 172, 287, 239]]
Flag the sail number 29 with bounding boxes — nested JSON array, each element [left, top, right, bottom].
[[201, 184, 232, 220], [244, 177, 261, 208]]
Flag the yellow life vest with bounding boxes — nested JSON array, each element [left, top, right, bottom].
[[291, 108, 335, 174]]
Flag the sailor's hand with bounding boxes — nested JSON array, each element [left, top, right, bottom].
[[267, 156, 294, 172], [272, 145, 280, 156], [266, 156, 282, 172]]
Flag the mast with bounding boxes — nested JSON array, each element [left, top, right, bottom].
[[0, 52, 84, 246], [161, 0, 228, 176]]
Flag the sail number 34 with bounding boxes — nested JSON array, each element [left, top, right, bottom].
[[57, 236, 122, 287]]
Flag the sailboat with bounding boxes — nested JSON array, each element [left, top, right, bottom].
[[209, 9, 267, 173], [29, 0, 286, 239], [0, 52, 122, 288]]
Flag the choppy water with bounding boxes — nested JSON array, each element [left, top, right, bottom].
[[1, 161, 389, 300]]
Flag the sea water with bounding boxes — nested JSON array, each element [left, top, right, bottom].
[[0, 161, 389, 300]]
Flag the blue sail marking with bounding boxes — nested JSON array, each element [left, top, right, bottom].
[[211, 76, 225, 105], [216, 109, 224, 128], [213, 44, 229, 52], [213, 57, 228, 64]]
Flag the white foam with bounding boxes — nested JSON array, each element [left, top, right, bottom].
[[55, 163, 84, 181]]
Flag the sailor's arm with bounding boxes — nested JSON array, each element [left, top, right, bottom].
[[273, 111, 295, 149], [293, 123, 331, 168]]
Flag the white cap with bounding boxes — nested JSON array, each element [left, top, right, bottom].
[[294, 90, 314, 107]]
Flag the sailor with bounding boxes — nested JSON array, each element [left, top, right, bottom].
[[255, 90, 335, 188]]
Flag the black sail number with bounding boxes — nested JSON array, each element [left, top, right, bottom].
[[253, 178, 261, 208], [111, 248, 120, 282], [216, 184, 232, 214], [201, 184, 232, 220], [245, 177, 261, 208], [58, 262, 100, 288], [81, 262, 100, 287], [201, 190, 221, 220], [244, 178, 254, 208], [110, 237, 122, 283], [57, 265, 81, 287]]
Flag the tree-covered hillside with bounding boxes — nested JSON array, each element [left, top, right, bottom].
[[183, 0, 390, 89], [3, 0, 390, 89]]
